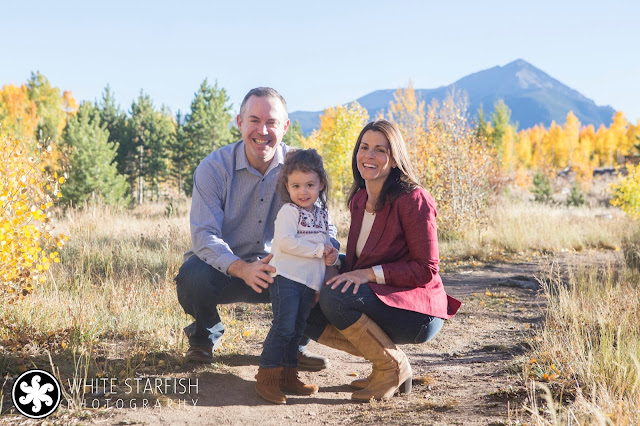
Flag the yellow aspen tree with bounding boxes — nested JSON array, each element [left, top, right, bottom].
[[501, 125, 517, 173], [564, 111, 580, 166], [302, 103, 369, 202], [0, 84, 38, 140], [528, 125, 547, 170], [594, 124, 614, 167], [385, 83, 429, 181], [515, 129, 533, 168], [0, 134, 68, 299], [609, 111, 631, 161]]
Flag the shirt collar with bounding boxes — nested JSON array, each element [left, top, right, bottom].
[[235, 140, 286, 175]]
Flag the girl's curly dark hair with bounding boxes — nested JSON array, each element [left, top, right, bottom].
[[278, 148, 329, 210]]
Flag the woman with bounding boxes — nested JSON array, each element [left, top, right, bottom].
[[314, 119, 461, 401]]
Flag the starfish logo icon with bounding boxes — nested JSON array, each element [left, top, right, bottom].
[[11, 369, 61, 419]]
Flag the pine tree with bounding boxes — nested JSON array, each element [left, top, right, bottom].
[[282, 120, 303, 147], [97, 86, 129, 176], [126, 93, 174, 202], [180, 80, 233, 195], [60, 102, 129, 205]]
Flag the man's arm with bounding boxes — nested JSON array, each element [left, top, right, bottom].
[[190, 161, 241, 274]]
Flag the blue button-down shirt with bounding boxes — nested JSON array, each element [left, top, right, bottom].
[[184, 140, 337, 274]]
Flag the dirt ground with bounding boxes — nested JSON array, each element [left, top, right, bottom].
[[103, 257, 556, 426], [5, 252, 615, 425]]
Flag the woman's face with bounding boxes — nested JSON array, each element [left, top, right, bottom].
[[356, 130, 396, 186]]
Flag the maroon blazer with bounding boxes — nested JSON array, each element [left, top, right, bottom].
[[345, 188, 461, 319]]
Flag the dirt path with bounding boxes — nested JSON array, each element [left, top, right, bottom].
[[97, 256, 561, 426]]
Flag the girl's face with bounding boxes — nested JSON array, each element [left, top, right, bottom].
[[286, 170, 324, 211], [356, 130, 396, 185]]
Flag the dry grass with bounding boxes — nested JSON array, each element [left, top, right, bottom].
[[1, 196, 636, 423], [0, 197, 628, 356], [439, 201, 627, 264], [522, 257, 640, 424], [0, 201, 267, 367]]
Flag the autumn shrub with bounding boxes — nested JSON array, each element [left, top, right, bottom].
[[421, 94, 502, 239], [0, 133, 68, 299], [610, 162, 640, 219], [384, 87, 501, 240]]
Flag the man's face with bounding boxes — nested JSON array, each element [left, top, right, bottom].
[[237, 95, 289, 171]]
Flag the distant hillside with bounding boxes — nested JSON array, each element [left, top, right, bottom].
[[290, 59, 616, 135]]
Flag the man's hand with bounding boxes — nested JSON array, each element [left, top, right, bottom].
[[323, 244, 338, 266], [228, 254, 275, 293]]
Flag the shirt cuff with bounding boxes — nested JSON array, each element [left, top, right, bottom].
[[314, 244, 325, 258], [209, 253, 241, 276], [372, 265, 385, 284]]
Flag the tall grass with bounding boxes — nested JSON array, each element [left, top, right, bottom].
[[523, 255, 640, 424], [0, 202, 263, 362], [0, 197, 630, 366], [440, 202, 627, 262]]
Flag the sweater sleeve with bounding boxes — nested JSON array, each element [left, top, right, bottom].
[[273, 205, 325, 258]]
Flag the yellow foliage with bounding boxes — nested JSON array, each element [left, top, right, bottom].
[[514, 111, 639, 183], [0, 84, 38, 140], [0, 133, 68, 299], [302, 103, 369, 202], [610, 163, 640, 219], [387, 88, 501, 237]]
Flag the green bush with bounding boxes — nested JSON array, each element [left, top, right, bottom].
[[531, 171, 552, 204]]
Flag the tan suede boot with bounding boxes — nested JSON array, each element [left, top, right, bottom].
[[349, 372, 373, 390], [339, 314, 412, 401], [281, 368, 319, 395], [317, 324, 362, 357], [349, 369, 410, 394], [255, 367, 286, 404]]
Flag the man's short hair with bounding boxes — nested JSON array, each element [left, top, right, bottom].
[[239, 87, 288, 118]]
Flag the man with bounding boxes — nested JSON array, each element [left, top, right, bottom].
[[176, 87, 335, 370]]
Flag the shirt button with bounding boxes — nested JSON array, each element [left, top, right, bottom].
[[260, 198, 264, 202], [258, 220, 262, 223], [257, 241, 260, 244]]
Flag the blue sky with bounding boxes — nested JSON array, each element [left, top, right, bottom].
[[2, 0, 639, 123]]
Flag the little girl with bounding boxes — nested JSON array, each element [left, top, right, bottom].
[[255, 149, 338, 404]]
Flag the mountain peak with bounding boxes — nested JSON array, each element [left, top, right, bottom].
[[290, 60, 615, 134]]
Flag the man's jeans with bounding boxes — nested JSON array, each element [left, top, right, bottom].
[[304, 283, 444, 344], [260, 275, 316, 368], [175, 255, 313, 349]]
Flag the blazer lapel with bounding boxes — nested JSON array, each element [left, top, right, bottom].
[[354, 202, 391, 270]]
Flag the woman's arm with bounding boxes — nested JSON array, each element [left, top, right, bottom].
[[380, 189, 439, 288]]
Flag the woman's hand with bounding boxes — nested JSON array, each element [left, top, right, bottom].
[[325, 268, 375, 294]]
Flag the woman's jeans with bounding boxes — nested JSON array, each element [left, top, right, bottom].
[[260, 275, 316, 369], [304, 283, 444, 345]]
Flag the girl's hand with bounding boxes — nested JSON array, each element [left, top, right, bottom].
[[324, 246, 338, 266], [325, 268, 375, 294]]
